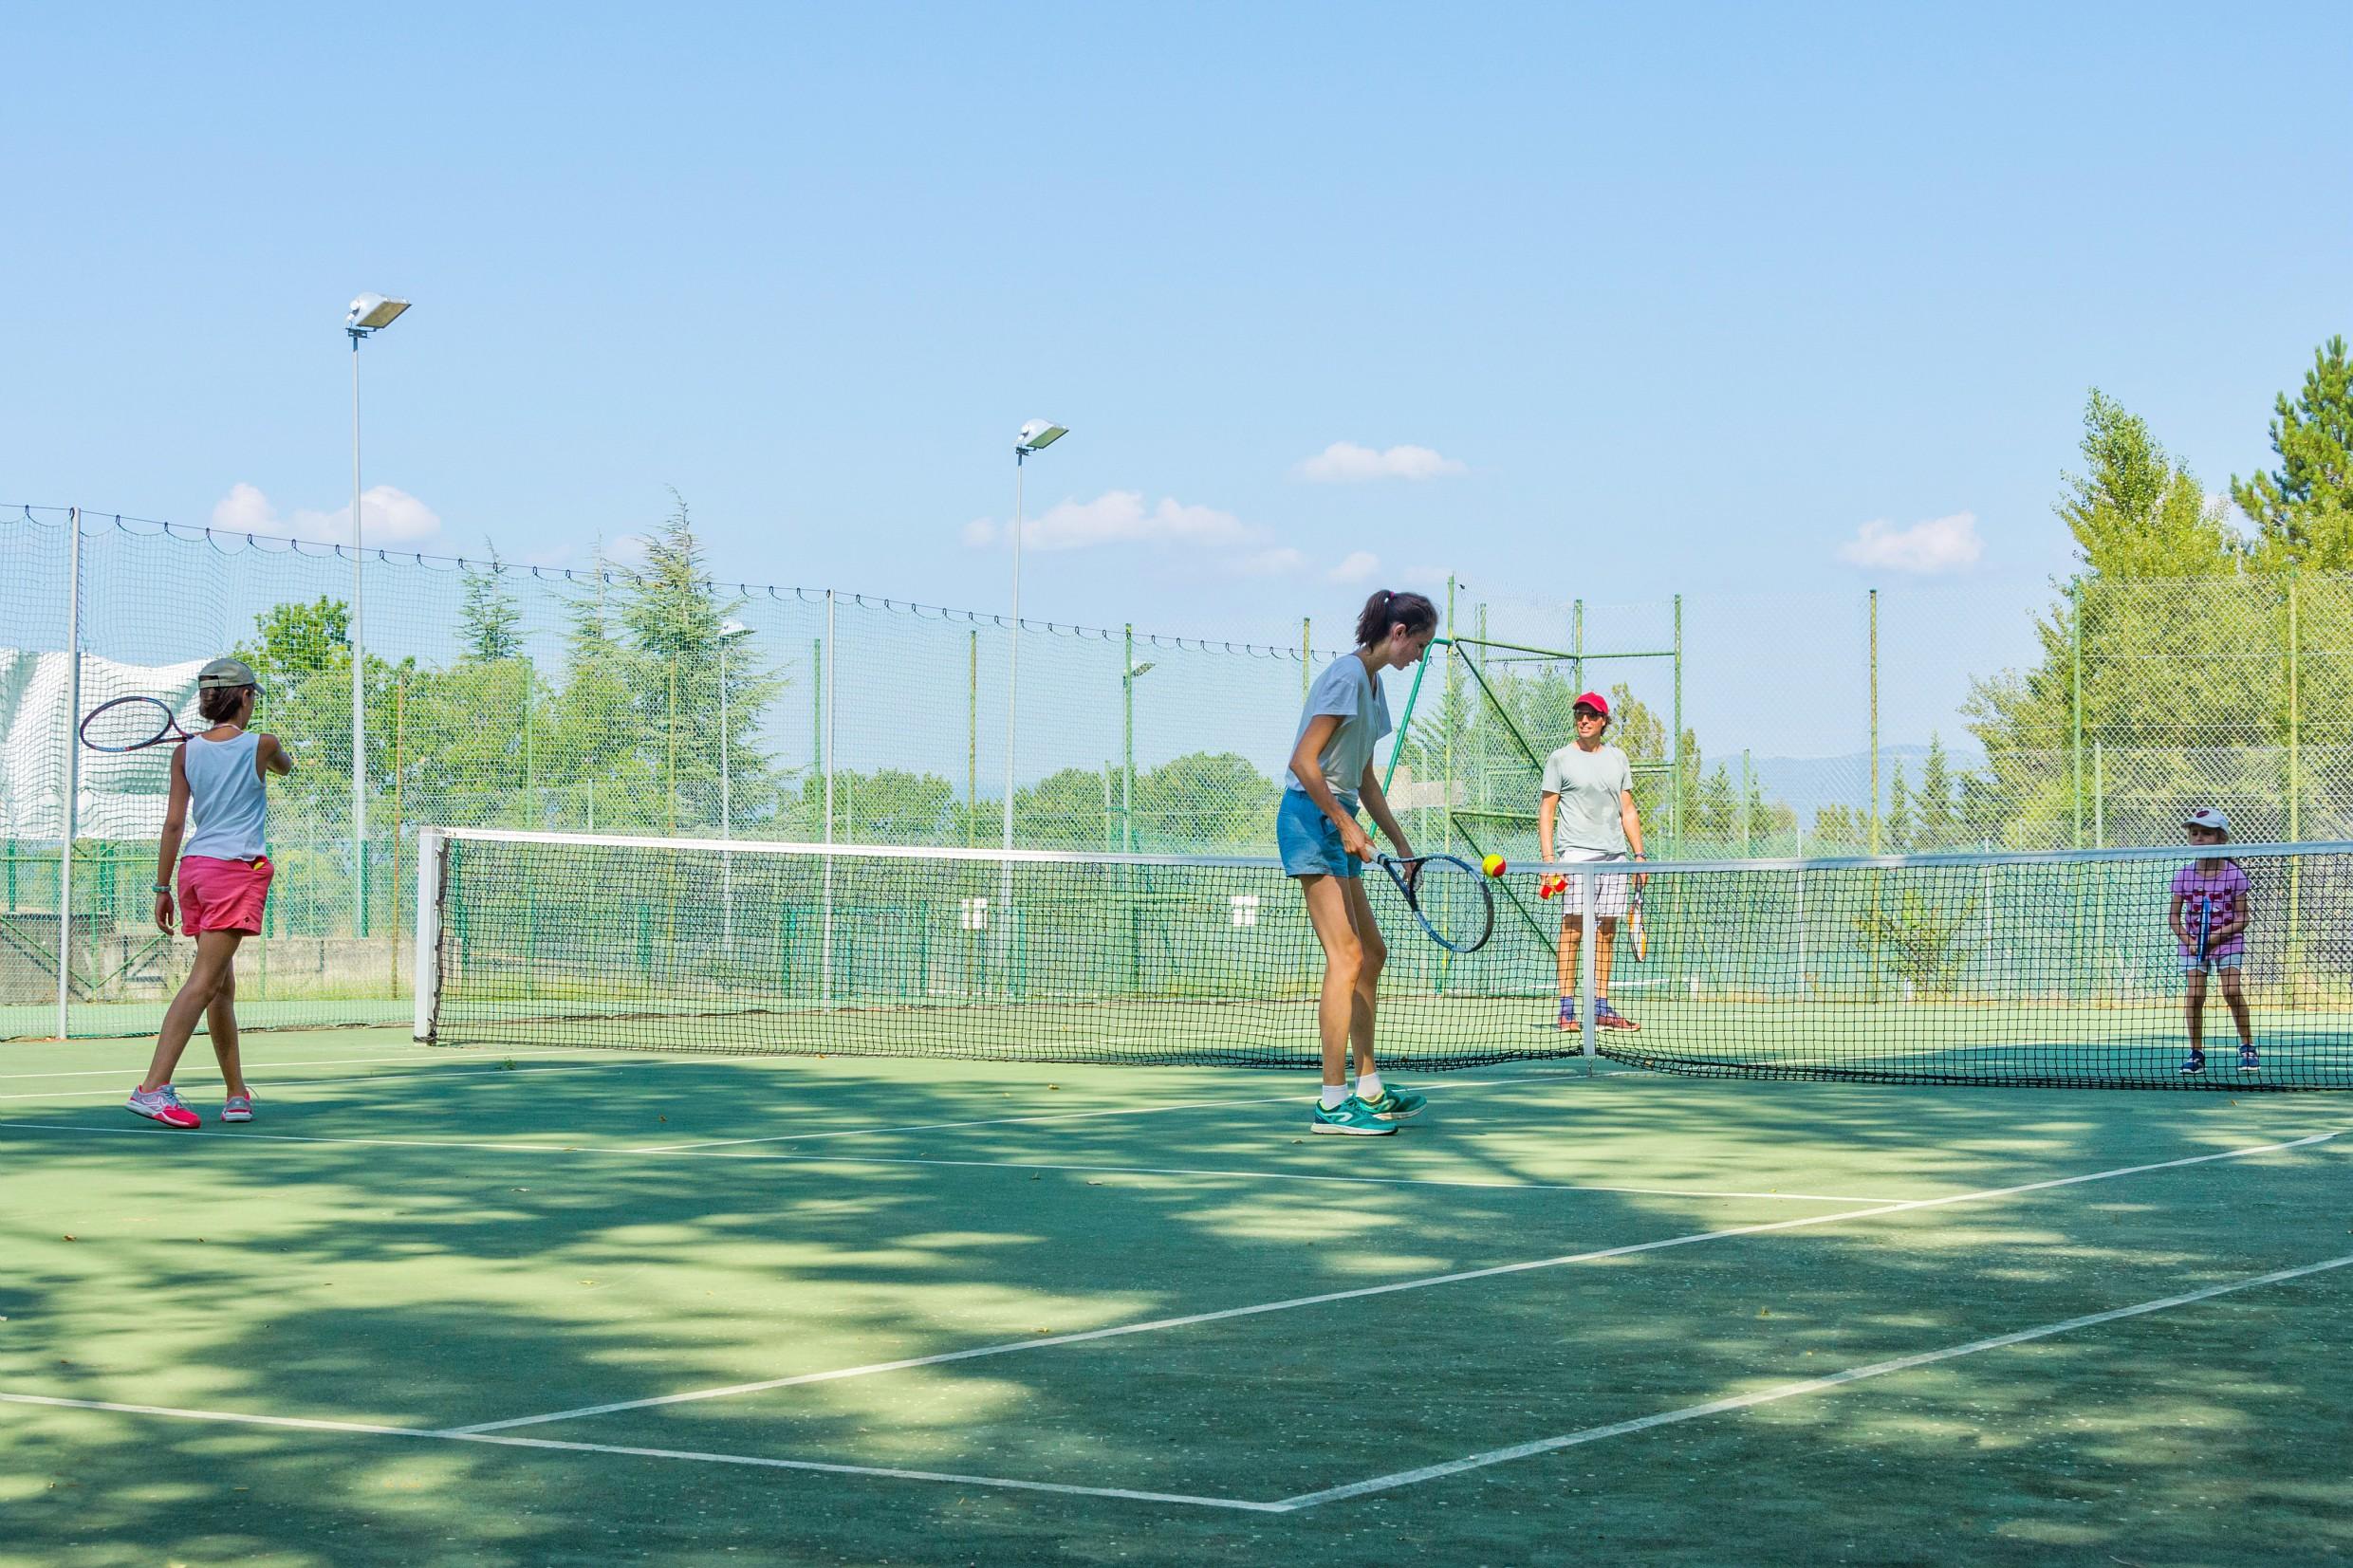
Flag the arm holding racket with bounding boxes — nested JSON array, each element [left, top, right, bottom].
[[257, 731, 296, 777], [1288, 716, 1376, 863], [1537, 792, 1564, 899], [1619, 787, 1647, 890], [1356, 763, 1412, 865], [153, 746, 192, 935]]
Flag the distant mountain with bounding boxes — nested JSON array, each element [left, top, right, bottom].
[[1743, 744, 1953, 821]]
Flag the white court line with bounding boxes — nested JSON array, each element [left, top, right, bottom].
[[0, 1119, 1896, 1203], [0, 1057, 732, 1105], [0, 1047, 672, 1081], [634, 1068, 1603, 1153], [449, 1130, 2342, 1434], [1279, 1249, 2353, 1507], [0, 1392, 1273, 1512]]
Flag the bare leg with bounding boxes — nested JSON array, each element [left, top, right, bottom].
[[1301, 874, 1366, 1089], [140, 931, 244, 1093], [1557, 915, 1583, 1026], [206, 959, 249, 1099], [2219, 968, 2252, 1046], [2184, 969, 2207, 1052], [1595, 915, 1618, 999], [1339, 876, 1386, 1080]]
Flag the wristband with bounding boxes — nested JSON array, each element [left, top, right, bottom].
[[152, 883, 173, 895]]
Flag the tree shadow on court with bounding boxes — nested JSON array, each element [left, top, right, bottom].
[[3, 1054, 2348, 1566]]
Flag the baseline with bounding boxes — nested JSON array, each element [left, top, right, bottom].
[[0, 1119, 1899, 1202]]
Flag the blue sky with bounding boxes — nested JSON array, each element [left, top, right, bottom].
[[6, 3, 2347, 754]]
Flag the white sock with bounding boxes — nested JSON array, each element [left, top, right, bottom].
[[1322, 1085, 1348, 1110], [1356, 1072, 1383, 1102]]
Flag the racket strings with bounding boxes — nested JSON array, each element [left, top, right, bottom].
[[81, 697, 178, 751]]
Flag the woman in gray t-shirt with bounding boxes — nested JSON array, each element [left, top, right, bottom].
[[1280, 589, 1436, 1135]]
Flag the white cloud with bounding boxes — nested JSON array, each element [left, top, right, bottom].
[[1837, 511, 1983, 574], [210, 483, 442, 545], [1328, 550, 1381, 583], [963, 488, 1310, 578], [1297, 441, 1468, 483]]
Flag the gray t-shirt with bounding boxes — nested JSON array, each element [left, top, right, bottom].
[[1540, 742, 1633, 854], [1286, 655, 1391, 801]]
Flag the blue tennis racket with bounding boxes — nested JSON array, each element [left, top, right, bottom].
[[1376, 854, 1494, 953], [2195, 895, 2212, 967]]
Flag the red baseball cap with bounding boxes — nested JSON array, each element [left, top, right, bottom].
[[1572, 692, 1610, 720]]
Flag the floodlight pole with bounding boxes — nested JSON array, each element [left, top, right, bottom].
[[349, 326, 367, 939], [343, 295, 409, 939]]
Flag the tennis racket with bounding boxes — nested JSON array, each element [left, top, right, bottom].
[[2195, 895, 2211, 968], [1628, 886, 1648, 962], [1376, 854, 1494, 953], [79, 696, 195, 753]]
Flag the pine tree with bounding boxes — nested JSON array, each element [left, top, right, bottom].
[[1915, 734, 1960, 850], [2235, 335, 2353, 570], [1883, 759, 1914, 854], [457, 545, 524, 662]]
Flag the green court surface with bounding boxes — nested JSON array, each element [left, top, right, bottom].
[[3, 1029, 2348, 1566]]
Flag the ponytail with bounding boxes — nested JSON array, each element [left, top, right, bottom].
[[1354, 588, 1438, 648]]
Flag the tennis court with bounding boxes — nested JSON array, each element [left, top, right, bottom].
[[4, 1025, 2348, 1566]]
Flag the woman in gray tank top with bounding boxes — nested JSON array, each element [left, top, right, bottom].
[[125, 658, 297, 1130]]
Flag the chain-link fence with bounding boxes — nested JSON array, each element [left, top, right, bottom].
[[8, 501, 2341, 1040]]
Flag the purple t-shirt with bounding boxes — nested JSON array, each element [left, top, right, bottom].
[[2171, 861, 2251, 959]]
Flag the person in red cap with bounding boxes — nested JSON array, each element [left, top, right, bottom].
[[1536, 691, 1647, 1031]]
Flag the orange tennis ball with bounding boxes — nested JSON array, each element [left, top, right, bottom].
[[1482, 854, 1506, 877]]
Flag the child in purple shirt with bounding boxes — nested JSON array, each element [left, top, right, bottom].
[[2167, 808, 2255, 1075]]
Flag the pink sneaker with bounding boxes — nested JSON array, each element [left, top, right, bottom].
[[221, 1094, 254, 1123], [126, 1086, 201, 1129]]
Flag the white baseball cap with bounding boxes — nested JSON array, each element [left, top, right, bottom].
[[2184, 808, 2230, 833]]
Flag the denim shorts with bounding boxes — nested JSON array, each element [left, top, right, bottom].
[[1276, 787, 1361, 878], [2180, 951, 2245, 974]]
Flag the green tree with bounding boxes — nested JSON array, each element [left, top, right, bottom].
[[825, 768, 955, 844], [1017, 766, 1114, 850], [457, 549, 525, 662], [2235, 335, 2353, 570], [1132, 751, 1280, 851], [1913, 735, 1962, 850], [1883, 759, 1914, 854]]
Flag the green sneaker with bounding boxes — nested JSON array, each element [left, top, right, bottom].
[[1360, 1085, 1426, 1121], [1310, 1096, 1398, 1135]]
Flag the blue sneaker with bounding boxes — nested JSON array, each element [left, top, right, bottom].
[[1310, 1097, 1398, 1135], [1360, 1084, 1425, 1121], [2178, 1050, 2206, 1076], [1557, 996, 1578, 1030], [2238, 1044, 2260, 1073]]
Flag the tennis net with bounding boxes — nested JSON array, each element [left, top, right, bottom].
[[417, 829, 2353, 1088]]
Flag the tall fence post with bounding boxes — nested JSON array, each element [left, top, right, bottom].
[[1672, 592, 1685, 852], [1300, 617, 1310, 699], [966, 627, 978, 847], [55, 507, 83, 1041], [823, 589, 838, 1006], [1443, 576, 1458, 856], [2069, 578, 2084, 850], [2288, 576, 2302, 842], [1868, 587, 1881, 856]]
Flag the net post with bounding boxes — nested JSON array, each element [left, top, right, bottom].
[[823, 589, 838, 1008], [413, 827, 443, 1041], [1578, 867, 1598, 1072]]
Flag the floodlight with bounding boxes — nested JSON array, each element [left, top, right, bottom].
[[1015, 420, 1067, 454], [347, 293, 412, 331]]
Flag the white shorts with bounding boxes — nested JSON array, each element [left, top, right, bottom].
[[1553, 849, 1632, 918]]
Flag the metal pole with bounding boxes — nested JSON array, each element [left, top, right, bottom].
[[1003, 453, 1024, 859], [2093, 739, 2104, 849], [1672, 592, 1684, 852], [1121, 623, 1135, 855], [1443, 576, 1457, 855], [967, 627, 978, 847], [350, 334, 368, 940], [1868, 587, 1881, 855], [1000, 457, 1024, 988], [2288, 577, 2302, 842], [2069, 579, 2084, 849], [1301, 617, 1311, 698], [391, 675, 406, 988], [823, 588, 838, 1005], [810, 636, 823, 835], [720, 638, 733, 954], [1571, 599, 1584, 695], [1741, 747, 1753, 857], [1578, 868, 1598, 1074], [55, 507, 83, 1041]]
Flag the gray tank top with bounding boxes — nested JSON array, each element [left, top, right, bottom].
[[181, 731, 268, 860]]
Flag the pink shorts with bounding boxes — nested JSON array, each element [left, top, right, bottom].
[[179, 855, 273, 935]]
